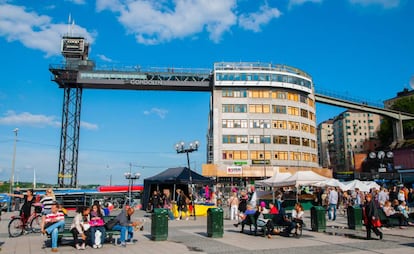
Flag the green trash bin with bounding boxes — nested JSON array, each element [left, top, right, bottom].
[[151, 208, 168, 241], [311, 206, 326, 232], [347, 205, 362, 230], [207, 207, 223, 238]]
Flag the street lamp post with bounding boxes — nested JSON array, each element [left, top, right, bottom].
[[175, 140, 199, 220], [124, 170, 141, 208], [9, 128, 19, 194]]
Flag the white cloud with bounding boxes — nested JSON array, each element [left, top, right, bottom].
[[97, 0, 238, 44], [97, 54, 113, 62], [239, 4, 282, 32], [0, 110, 98, 130], [80, 121, 99, 130], [143, 108, 168, 119], [349, 0, 400, 8], [288, 0, 323, 7], [0, 110, 61, 127], [67, 0, 86, 4], [0, 3, 95, 57]]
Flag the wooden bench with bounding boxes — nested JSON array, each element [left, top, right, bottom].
[[50, 216, 121, 245]]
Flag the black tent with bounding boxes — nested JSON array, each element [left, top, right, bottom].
[[142, 167, 213, 210]]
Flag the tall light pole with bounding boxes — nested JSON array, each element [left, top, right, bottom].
[[175, 140, 199, 220], [124, 166, 141, 208], [9, 128, 18, 194]]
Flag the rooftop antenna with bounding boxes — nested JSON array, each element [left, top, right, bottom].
[[67, 13, 75, 36], [67, 13, 71, 35]]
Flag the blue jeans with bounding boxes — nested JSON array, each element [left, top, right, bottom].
[[167, 209, 175, 220], [328, 203, 337, 220], [45, 220, 65, 248], [90, 226, 106, 246], [112, 224, 133, 243]]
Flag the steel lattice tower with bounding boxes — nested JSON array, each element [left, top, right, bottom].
[[50, 35, 92, 187]]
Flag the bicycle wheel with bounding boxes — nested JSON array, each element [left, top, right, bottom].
[[8, 217, 24, 237], [29, 214, 42, 233]]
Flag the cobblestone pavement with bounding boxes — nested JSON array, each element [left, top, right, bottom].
[[1, 209, 413, 253]]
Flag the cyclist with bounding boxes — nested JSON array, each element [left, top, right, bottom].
[[9, 189, 35, 224]]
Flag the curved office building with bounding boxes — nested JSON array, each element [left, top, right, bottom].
[[205, 62, 318, 181]]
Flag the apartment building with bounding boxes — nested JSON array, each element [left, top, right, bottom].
[[332, 110, 381, 171], [202, 62, 323, 182]]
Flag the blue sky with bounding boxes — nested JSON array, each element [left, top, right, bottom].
[[0, 0, 413, 186]]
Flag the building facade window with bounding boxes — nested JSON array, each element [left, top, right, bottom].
[[272, 120, 287, 129], [222, 150, 248, 160], [222, 104, 247, 113], [288, 106, 299, 116], [272, 105, 287, 114], [273, 135, 288, 144], [274, 151, 288, 160], [249, 104, 270, 113], [289, 136, 301, 145], [222, 135, 248, 144]]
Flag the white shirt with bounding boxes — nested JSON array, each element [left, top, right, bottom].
[[328, 190, 338, 205]]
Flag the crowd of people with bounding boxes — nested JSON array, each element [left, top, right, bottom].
[[8, 188, 143, 252], [6, 183, 414, 251], [148, 188, 195, 220], [228, 186, 303, 238]]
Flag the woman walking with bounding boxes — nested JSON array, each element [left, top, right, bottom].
[[364, 193, 383, 240]]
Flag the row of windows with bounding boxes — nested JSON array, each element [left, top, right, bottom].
[[221, 150, 317, 162], [222, 135, 317, 147], [221, 89, 315, 107], [346, 132, 376, 137], [222, 104, 316, 120], [215, 73, 312, 89], [346, 125, 376, 130], [222, 119, 316, 134]]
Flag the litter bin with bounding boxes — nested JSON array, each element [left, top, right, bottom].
[[311, 206, 326, 232], [151, 208, 168, 241], [207, 207, 223, 238], [347, 205, 362, 230]]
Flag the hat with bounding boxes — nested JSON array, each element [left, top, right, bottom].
[[260, 201, 266, 208]]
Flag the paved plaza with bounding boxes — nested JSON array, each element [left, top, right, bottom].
[[1, 209, 413, 254]]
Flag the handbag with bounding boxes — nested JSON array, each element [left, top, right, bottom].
[[90, 218, 105, 227], [105, 218, 118, 230], [371, 218, 382, 227]]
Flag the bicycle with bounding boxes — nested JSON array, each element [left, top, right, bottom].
[[8, 205, 42, 237]]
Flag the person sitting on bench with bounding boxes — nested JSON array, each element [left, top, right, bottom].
[[233, 204, 257, 232], [112, 207, 140, 247], [273, 202, 295, 237], [41, 201, 65, 253]]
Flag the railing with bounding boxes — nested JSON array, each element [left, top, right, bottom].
[[50, 63, 212, 75], [315, 87, 384, 108], [214, 62, 312, 79]]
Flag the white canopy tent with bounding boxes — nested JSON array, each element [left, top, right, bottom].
[[272, 171, 330, 188], [255, 172, 292, 203], [312, 178, 346, 189], [342, 179, 380, 192], [255, 172, 292, 187]]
